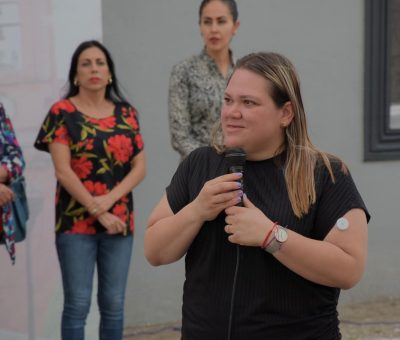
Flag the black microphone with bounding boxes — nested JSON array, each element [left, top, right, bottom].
[[225, 147, 246, 206]]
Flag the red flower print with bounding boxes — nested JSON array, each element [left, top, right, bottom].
[[88, 116, 116, 130], [54, 126, 70, 144], [135, 134, 144, 150], [112, 203, 128, 223], [100, 116, 116, 129], [78, 139, 94, 151], [83, 180, 108, 196], [126, 115, 138, 129], [68, 217, 96, 234], [71, 157, 93, 179], [51, 100, 75, 115], [107, 135, 133, 163], [86, 139, 94, 150], [129, 212, 135, 232]]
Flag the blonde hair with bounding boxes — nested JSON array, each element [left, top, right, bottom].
[[212, 52, 346, 218]]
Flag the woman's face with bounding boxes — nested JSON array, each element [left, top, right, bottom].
[[199, 1, 239, 55], [75, 47, 111, 93], [221, 68, 293, 160]]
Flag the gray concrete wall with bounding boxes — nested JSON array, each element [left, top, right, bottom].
[[102, 0, 400, 327]]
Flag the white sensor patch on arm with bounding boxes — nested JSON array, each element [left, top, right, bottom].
[[335, 217, 349, 231]]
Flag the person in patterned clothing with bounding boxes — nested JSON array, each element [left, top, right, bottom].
[[168, 0, 240, 159], [34, 40, 146, 340], [0, 103, 25, 264]]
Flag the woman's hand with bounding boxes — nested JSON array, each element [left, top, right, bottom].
[[224, 194, 274, 247], [0, 183, 14, 206], [97, 212, 126, 235], [190, 172, 243, 222], [0, 167, 9, 183], [87, 194, 116, 217]]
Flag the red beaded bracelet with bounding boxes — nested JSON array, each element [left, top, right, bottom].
[[260, 221, 278, 249]]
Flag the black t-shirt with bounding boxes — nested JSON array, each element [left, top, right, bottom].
[[166, 147, 369, 340]]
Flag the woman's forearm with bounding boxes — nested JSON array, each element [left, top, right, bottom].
[[54, 166, 96, 209], [275, 222, 367, 289], [145, 200, 204, 266], [108, 151, 146, 203]]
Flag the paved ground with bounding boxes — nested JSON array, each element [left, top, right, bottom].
[[123, 297, 400, 339], [339, 297, 400, 339], [124, 321, 180, 340]]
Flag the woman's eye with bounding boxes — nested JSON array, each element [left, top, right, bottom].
[[224, 97, 232, 104], [243, 100, 255, 106]]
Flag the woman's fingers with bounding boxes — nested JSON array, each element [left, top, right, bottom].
[[211, 172, 242, 184], [99, 212, 126, 234], [193, 173, 243, 221], [0, 186, 14, 205], [108, 219, 126, 234], [203, 172, 242, 196], [88, 201, 106, 217], [225, 224, 235, 234], [202, 174, 242, 204], [211, 189, 242, 205], [107, 224, 125, 234]]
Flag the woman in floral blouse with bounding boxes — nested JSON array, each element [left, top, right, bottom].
[[168, 0, 240, 159], [0, 103, 25, 264], [34, 40, 146, 340]]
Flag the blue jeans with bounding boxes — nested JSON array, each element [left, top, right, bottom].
[[56, 233, 133, 340]]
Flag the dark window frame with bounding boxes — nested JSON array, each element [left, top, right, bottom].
[[364, 0, 400, 161]]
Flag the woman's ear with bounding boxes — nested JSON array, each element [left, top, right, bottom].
[[233, 20, 241, 34], [281, 101, 294, 127]]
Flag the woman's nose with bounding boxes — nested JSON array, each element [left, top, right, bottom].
[[230, 109, 242, 119], [223, 104, 242, 119], [90, 64, 99, 73], [211, 22, 218, 32]]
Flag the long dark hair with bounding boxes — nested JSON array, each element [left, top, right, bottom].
[[64, 40, 130, 105]]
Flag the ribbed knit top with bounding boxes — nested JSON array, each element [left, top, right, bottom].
[[166, 147, 369, 340]]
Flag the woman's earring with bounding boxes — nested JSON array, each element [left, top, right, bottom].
[[74, 79, 79, 87], [108, 78, 113, 85]]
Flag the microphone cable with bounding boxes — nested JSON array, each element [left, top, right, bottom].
[[224, 148, 246, 340], [227, 244, 240, 340]]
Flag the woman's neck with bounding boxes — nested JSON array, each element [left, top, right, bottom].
[[70, 89, 114, 118], [207, 48, 232, 78], [245, 141, 286, 162], [73, 89, 109, 108]]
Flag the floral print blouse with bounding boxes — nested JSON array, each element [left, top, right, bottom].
[[34, 99, 143, 235], [168, 48, 234, 159], [0, 103, 25, 264]]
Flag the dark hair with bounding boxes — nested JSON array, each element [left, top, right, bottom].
[[199, 0, 239, 23], [64, 40, 129, 104]]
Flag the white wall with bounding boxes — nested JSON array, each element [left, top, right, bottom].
[[0, 0, 102, 339], [102, 0, 400, 328]]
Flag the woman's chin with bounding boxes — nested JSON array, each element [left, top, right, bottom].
[[224, 141, 245, 150]]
